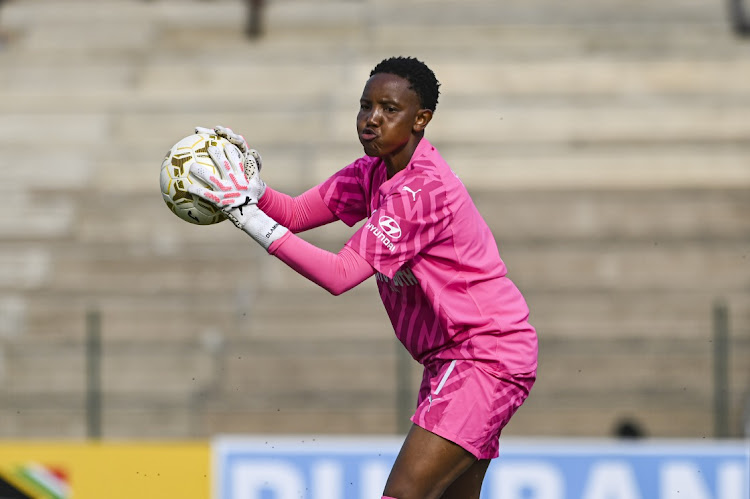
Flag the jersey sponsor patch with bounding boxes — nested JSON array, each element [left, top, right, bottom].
[[364, 215, 402, 253], [378, 216, 402, 240]]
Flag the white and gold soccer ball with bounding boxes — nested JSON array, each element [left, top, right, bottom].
[[160, 133, 241, 225]]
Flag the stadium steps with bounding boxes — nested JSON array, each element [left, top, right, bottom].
[[4, 232, 744, 301], [0, 0, 749, 438], [8, 281, 746, 343], [2, 333, 744, 438], [11, 286, 387, 340], [0, 338, 211, 394]]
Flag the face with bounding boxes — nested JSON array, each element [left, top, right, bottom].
[[357, 73, 431, 163]]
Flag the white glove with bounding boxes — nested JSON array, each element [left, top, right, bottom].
[[187, 140, 259, 211], [195, 125, 265, 189], [230, 204, 289, 250], [187, 139, 287, 250]]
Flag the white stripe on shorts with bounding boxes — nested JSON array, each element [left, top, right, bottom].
[[434, 360, 457, 395]]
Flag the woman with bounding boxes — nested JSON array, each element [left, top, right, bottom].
[[189, 56, 538, 498]]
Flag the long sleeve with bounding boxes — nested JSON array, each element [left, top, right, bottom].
[[268, 232, 375, 295], [257, 186, 338, 233]]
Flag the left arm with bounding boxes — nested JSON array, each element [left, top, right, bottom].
[[269, 232, 375, 295]]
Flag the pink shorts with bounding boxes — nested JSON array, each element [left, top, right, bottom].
[[410, 359, 535, 460]]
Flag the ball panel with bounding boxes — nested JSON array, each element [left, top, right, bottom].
[[159, 133, 236, 225]]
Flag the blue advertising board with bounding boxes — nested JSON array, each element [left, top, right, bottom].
[[213, 436, 749, 499]]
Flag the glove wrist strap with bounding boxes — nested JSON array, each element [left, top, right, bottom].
[[231, 207, 288, 250]]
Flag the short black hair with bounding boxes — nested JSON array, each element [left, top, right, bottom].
[[370, 56, 440, 112]]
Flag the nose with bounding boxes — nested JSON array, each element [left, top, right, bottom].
[[365, 108, 381, 127]]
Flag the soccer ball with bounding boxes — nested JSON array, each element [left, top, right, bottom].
[[159, 133, 241, 225]]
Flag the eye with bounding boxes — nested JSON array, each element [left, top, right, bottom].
[[359, 102, 370, 111], [386, 106, 397, 113]]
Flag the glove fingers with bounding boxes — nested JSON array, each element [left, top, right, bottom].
[[208, 144, 249, 192], [248, 148, 263, 173], [189, 162, 211, 185], [242, 151, 260, 180], [187, 183, 222, 206], [190, 163, 223, 191], [214, 125, 249, 153], [220, 141, 256, 182], [222, 142, 245, 175], [190, 162, 237, 196], [214, 125, 231, 136], [194, 126, 214, 135], [188, 156, 253, 210], [214, 125, 238, 140], [207, 144, 233, 179]]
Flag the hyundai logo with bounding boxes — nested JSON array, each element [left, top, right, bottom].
[[378, 216, 402, 239]]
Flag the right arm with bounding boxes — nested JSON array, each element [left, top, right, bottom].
[[258, 186, 338, 234]]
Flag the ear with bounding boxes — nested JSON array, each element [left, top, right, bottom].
[[413, 109, 433, 133]]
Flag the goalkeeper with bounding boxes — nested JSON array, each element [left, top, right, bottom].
[[190, 56, 538, 499]]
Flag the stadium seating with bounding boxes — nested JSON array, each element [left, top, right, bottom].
[[0, 0, 748, 439]]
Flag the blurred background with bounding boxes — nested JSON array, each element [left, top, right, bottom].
[[0, 0, 748, 446]]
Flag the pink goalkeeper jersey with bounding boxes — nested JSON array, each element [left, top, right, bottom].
[[319, 139, 537, 373]]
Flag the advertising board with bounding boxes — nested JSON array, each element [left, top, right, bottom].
[[0, 441, 209, 498], [214, 436, 749, 499]]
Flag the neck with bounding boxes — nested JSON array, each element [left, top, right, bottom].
[[384, 134, 423, 178]]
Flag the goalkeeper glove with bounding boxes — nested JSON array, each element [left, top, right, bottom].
[[195, 125, 265, 192], [187, 138, 287, 250]]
